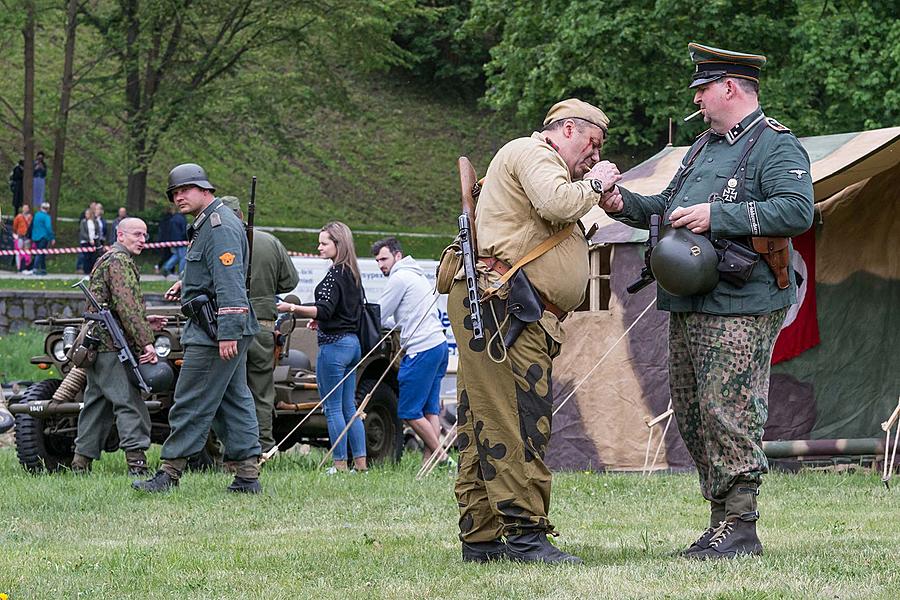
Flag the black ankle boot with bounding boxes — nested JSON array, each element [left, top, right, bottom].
[[505, 532, 582, 564], [462, 539, 508, 563], [131, 469, 179, 493], [227, 476, 261, 494], [679, 524, 719, 557], [688, 517, 762, 560]]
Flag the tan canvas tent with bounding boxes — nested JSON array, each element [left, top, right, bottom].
[[546, 126, 900, 472]]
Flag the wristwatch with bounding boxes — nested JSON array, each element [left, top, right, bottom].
[[590, 178, 605, 194]]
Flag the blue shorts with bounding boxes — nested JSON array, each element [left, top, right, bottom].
[[397, 341, 449, 420]]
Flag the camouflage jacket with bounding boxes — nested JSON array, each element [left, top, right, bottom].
[[87, 242, 154, 353]]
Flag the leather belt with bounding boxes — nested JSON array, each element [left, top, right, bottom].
[[478, 257, 566, 320]]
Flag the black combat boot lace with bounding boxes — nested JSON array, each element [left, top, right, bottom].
[[707, 520, 734, 548]]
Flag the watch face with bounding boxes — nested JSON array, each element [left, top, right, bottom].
[[591, 179, 604, 193]]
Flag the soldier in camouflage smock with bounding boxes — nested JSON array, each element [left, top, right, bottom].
[[449, 98, 621, 564], [133, 164, 261, 494], [599, 43, 815, 559], [71, 218, 165, 476]]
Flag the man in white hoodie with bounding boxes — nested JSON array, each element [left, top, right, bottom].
[[373, 237, 449, 465]]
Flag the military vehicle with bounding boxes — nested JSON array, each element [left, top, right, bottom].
[[2, 304, 403, 472]]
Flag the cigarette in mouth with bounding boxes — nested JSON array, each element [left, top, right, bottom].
[[683, 109, 702, 122]]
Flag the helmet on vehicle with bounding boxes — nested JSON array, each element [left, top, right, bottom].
[[166, 163, 215, 201], [281, 349, 312, 372], [650, 227, 719, 297], [138, 359, 175, 393]]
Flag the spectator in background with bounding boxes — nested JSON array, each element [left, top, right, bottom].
[[9, 160, 24, 216], [109, 207, 127, 243], [32, 151, 47, 205], [30, 202, 54, 276], [161, 205, 188, 277], [155, 205, 175, 274], [94, 202, 108, 245], [76, 202, 97, 273], [12, 204, 33, 273], [78, 206, 100, 274]]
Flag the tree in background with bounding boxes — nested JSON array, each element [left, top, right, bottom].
[[463, 0, 899, 163]]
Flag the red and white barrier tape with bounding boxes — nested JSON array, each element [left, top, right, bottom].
[[1, 240, 318, 258]]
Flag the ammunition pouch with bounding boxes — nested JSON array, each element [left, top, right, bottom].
[[752, 236, 791, 289], [67, 323, 99, 368], [182, 294, 219, 341], [502, 270, 545, 349], [436, 239, 462, 294], [714, 238, 759, 287]]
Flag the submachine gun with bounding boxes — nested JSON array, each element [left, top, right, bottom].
[[457, 157, 484, 341], [73, 279, 151, 393], [626, 214, 661, 294]]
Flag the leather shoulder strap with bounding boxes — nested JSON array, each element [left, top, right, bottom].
[[482, 222, 576, 298]]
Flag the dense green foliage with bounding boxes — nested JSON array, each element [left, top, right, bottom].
[[1, 448, 899, 598], [466, 0, 900, 152]]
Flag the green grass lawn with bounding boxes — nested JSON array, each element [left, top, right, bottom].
[[0, 329, 58, 382], [1, 448, 898, 599]]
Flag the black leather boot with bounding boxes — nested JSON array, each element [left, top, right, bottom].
[[461, 540, 508, 563], [132, 469, 179, 493], [227, 476, 262, 494], [125, 450, 150, 477], [688, 517, 762, 559], [505, 532, 582, 564], [680, 499, 726, 556], [70, 453, 93, 474]]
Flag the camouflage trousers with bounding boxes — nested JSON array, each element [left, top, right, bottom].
[[669, 309, 786, 502], [448, 280, 559, 543]]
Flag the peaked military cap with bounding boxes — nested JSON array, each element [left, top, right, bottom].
[[543, 98, 609, 134], [688, 42, 767, 88], [219, 195, 241, 214]]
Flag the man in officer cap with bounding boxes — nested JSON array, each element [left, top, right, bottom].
[[448, 98, 621, 564], [598, 43, 814, 558], [133, 163, 262, 493]]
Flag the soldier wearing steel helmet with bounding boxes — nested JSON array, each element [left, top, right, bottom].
[[132, 163, 262, 494], [599, 43, 814, 559]]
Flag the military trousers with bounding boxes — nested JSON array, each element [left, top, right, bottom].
[[75, 351, 150, 458], [448, 280, 559, 543], [161, 337, 261, 462], [247, 329, 277, 452], [668, 309, 786, 502]]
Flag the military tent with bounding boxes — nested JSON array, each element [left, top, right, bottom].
[[547, 126, 900, 472]]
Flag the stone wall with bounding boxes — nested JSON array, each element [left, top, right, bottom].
[[0, 291, 164, 333]]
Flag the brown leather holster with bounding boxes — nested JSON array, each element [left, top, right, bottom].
[[752, 236, 790, 289]]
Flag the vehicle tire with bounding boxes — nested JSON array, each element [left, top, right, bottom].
[[14, 379, 75, 473], [356, 379, 402, 464]]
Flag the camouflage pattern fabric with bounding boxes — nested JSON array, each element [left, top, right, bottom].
[[449, 280, 559, 543], [668, 308, 787, 502], [87, 243, 154, 353]]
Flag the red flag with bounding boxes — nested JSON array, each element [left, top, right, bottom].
[[772, 227, 819, 364]]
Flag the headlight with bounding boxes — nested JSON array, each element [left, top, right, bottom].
[[154, 335, 172, 358], [51, 339, 68, 362]]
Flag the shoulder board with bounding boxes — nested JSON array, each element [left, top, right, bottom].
[[695, 128, 712, 139], [210, 211, 222, 228], [765, 117, 791, 133]]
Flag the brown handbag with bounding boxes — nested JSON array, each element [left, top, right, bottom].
[[752, 236, 791, 289]]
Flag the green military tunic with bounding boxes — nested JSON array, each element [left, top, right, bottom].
[[160, 200, 262, 462], [75, 243, 155, 458], [245, 230, 299, 452], [612, 108, 814, 510]]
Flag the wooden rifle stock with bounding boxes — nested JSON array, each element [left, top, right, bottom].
[[457, 157, 481, 251]]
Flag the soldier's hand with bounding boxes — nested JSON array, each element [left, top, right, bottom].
[[306, 319, 319, 330], [164, 280, 182, 302], [147, 315, 168, 331], [598, 186, 624, 213], [140, 344, 158, 364], [219, 340, 238, 361], [583, 160, 622, 192], [670, 204, 711, 233]]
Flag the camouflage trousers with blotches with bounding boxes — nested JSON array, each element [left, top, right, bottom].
[[669, 308, 787, 502], [448, 280, 559, 543]]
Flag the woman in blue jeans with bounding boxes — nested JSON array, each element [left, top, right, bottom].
[[278, 221, 367, 473]]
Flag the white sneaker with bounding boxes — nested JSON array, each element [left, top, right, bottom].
[[325, 466, 340, 475], [21, 270, 33, 275]]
